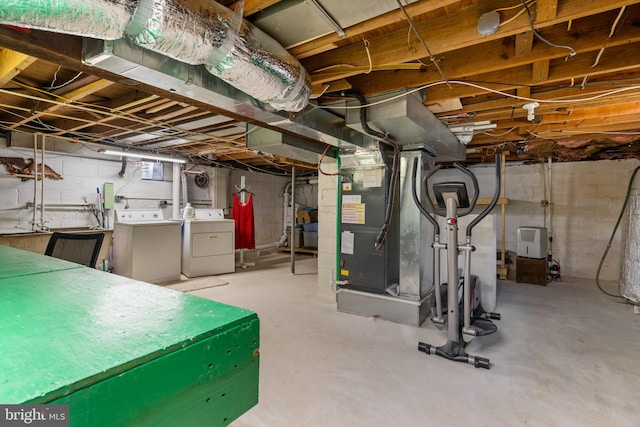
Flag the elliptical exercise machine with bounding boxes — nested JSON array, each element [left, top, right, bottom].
[[411, 153, 502, 369]]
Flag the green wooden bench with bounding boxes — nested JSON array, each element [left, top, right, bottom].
[[0, 245, 259, 426]]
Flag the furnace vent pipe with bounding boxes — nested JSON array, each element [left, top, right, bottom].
[[181, 169, 189, 210], [0, 0, 311, 112]]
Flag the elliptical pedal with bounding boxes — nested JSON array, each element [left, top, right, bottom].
[[469, 317, 498, 337]]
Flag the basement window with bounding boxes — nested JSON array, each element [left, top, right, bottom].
[[141, 162, 164, 181]]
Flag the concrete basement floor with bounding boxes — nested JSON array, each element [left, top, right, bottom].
[[186, 254, 640, 427]]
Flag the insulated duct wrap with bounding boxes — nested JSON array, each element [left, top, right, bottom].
[[0, 0, 311, 112], [620, 184, 640, 303], [203, 7, 310, 112], [0, 0, 133, 40], [125, 0, 220, 65]]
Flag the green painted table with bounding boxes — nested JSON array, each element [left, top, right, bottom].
[[0, 244, 83, 278], [0, 245, 259, 427]]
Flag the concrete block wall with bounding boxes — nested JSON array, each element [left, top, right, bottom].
[[450, 159, 638, 280], [0, 137, 239, 233], [0, 139, 176, 232], [0, 135, 322, 261], [187, 166, 229, 210]]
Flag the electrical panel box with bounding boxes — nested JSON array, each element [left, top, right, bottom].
[[517, 226, 548, 259], [339, 152, 399, 294]]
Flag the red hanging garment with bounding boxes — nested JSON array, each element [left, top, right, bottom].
[[232, 192, 255, 250]]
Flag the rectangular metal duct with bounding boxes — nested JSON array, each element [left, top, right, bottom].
[[252, 0, 420, 48], [82, 38, 361, 151], [345, 91, 466, 162], [246, 125, 336, 164]]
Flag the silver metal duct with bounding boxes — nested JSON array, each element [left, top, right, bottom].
[[345, 90, 465, 162], [83, 37, 362, 150], [246, 125, 337, 164], [0, 0, 311, 112]]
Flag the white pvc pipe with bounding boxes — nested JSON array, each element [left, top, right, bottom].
[[172, 162, 180, 219], [40, 135, 45, 227], [283, 191, 290, 235], [31, 133, 37, 231]]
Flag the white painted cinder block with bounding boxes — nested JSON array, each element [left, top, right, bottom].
[[63, 158, 99, 177], [0, 188, 19, 207], [504, 159, 639, 280], [317, 162, 338, 296]]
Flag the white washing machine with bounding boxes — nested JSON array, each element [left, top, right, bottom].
[[113, 209, 182, 283], [182, 209, 235, 277]]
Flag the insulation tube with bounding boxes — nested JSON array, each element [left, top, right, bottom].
[[32, 133, 38, 231], [0, 0, 311, 112], [620, 177, 640, 303], [40, 135, 45, 228], [203, 7, 311, 112], [180, 170, 189, 212], [125, 0, 218, 65], [0, 0, 133, 40]]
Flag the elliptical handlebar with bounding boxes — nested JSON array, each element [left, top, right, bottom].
[[465, 153, 502, 239]]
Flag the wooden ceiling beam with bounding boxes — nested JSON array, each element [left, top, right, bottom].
[[7, 78, 114, 129], [342, 9, 640, 96], [0, 48, 37, 86], [455, 69, 640, 114], [470, 115, 640, 144], [536, 0, 559, 21], [220, 152, 263, 161], [532, 59, 551, 83], [302, 0, 638, 82], [50, 96, 167, 136], [515, 32, 534, 57], [311, 79, 352, 99], [226, 0, 282, 16], [422, 41, 640, 104], [289, 0, 459, 59], [470, 93, 640, 123]]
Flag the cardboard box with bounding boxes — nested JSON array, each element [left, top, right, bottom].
[[303, 231, 318, 249], [296, 209, 318, 224]]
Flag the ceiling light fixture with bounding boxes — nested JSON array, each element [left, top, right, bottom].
[[100, 149, 186, 164], [522, 102, 540, 121], [448, 121, 497, 133]]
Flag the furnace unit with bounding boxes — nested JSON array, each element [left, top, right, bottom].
[[339, 150, 399, 294]]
